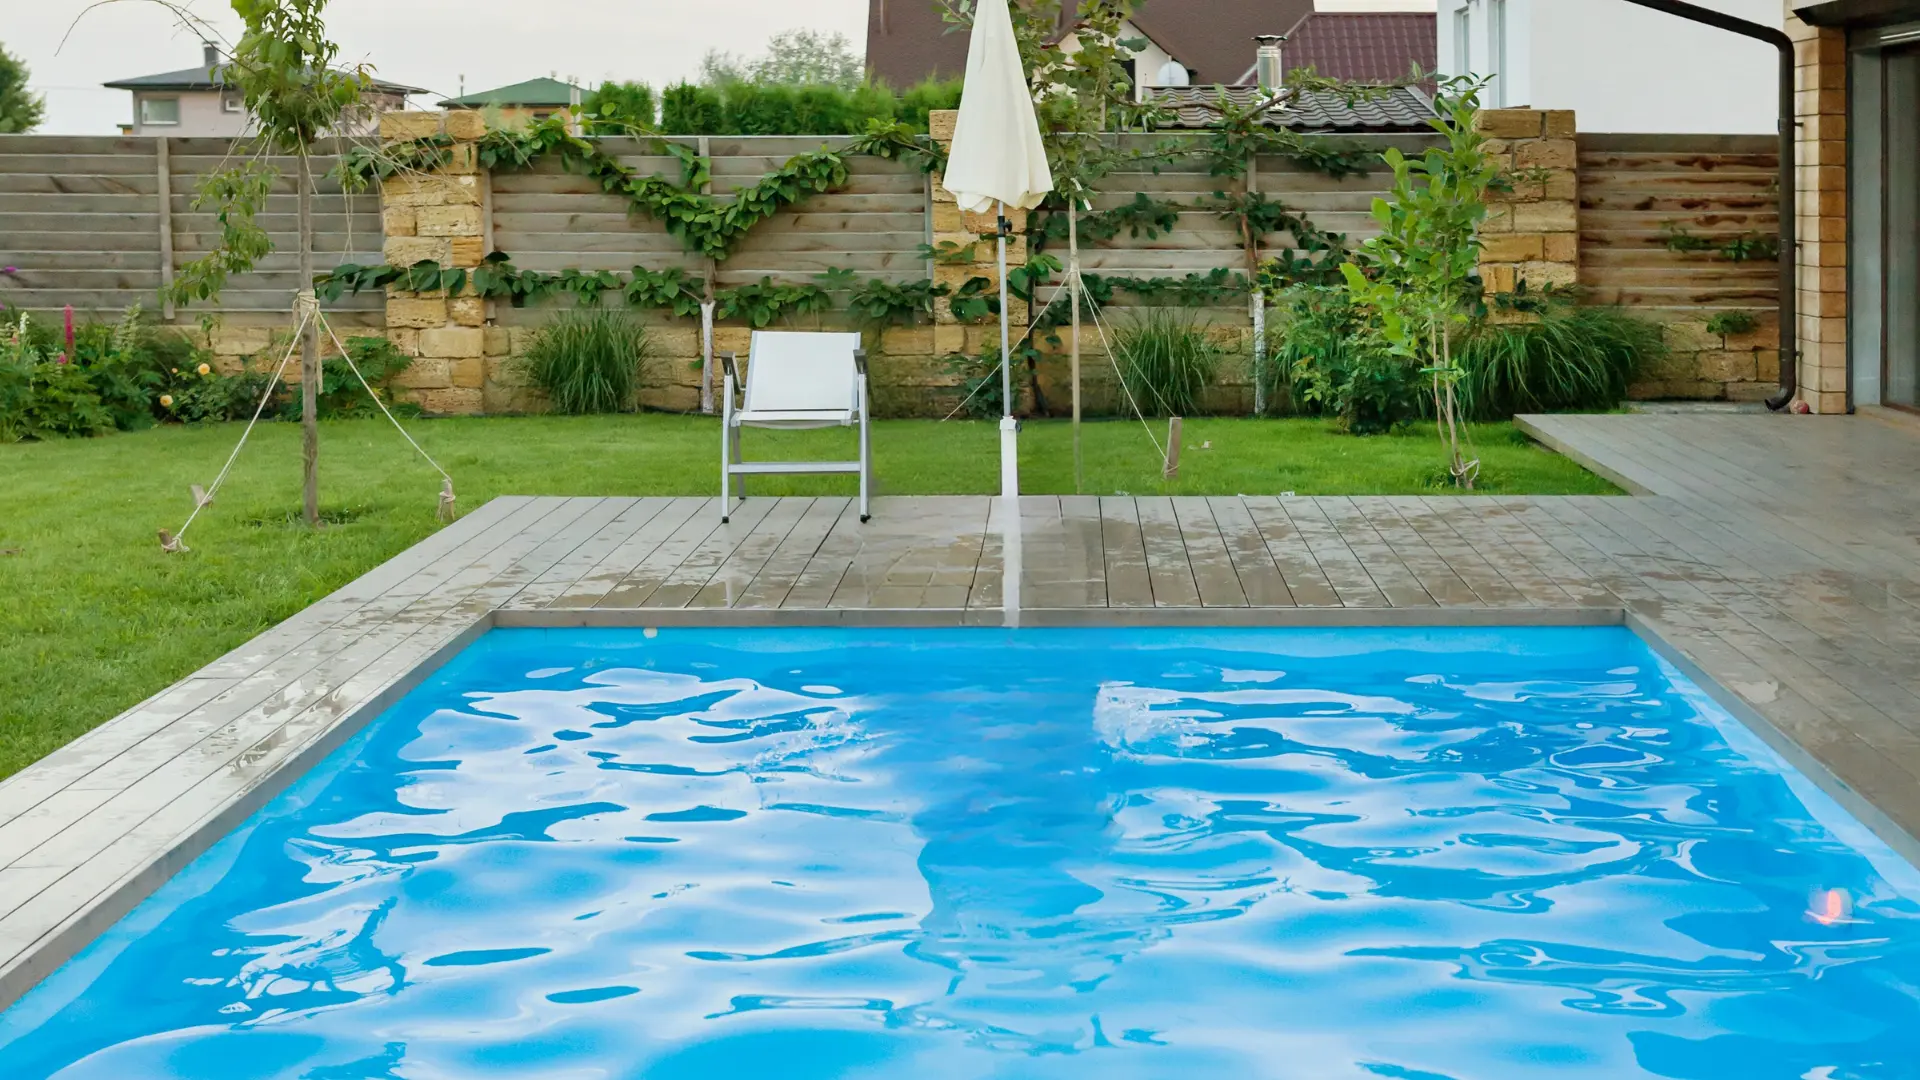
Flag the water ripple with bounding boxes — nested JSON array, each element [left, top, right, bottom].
[[4, 627, 1919, 1080]]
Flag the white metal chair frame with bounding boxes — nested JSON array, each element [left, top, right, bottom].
[[719, 333, 871, 524]]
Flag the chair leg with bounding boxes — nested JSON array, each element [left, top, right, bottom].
[[730, 423, 745, 500], [858, 376, 871, 522], [720, 376, 733, 523]]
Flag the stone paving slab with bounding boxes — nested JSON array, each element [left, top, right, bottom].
[[4, 411, 1920, 1010]]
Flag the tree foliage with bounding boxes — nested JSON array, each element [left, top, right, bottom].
[[171, 0, 371, 306], [0, 41, 46, 134], [1338, 79, 1503, 484], [701, 29, 865, 89], [582, 81, 656, 134]]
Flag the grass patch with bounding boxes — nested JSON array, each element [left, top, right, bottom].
[[0, 414, 1615, 779]]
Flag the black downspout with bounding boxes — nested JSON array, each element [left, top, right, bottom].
[[1618, 0, 1799, 410]]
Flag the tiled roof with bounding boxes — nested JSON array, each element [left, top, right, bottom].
[[440, 77, 585, 109], [1147, 84, 1437, 133], [865, 0, 1315, 89], [1281, 12, 1437, 85], [105, 53, 423, 95]]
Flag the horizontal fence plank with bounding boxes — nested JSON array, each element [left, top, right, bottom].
[[1575, 134, 1780, 339]]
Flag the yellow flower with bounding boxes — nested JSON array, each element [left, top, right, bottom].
[[197, 362, 212, 376], [170, 368, 179, 375], [159, 394, 174, 408]]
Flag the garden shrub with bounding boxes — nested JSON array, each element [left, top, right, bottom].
[[286, 335, 417, 419], [1, 313, 112, 439], [1274, 287, 1421, 434], [1454, 302, 1666, 420], [583, 81, 656, 134], [520, 308, 654, 414], [163, 366, 279, 424], [657, 78, 961, 136], [1112, 308, 1220, 417], [660, 83, 727, 136], [940, 346, 1006, 420]]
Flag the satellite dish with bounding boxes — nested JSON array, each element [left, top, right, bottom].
[[1154, 59, 1191, 87]]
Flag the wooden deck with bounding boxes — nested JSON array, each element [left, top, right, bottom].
[[4, 411, 1920, 1009]]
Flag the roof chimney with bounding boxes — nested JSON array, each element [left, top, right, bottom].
[[203, 41, 221, 69], [1254, 35, 1284, 89]]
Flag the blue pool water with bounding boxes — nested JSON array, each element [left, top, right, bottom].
[[3, 627, 1919, 1079]]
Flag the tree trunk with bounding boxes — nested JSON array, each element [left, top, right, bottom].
[[298, 155, 320, 527]]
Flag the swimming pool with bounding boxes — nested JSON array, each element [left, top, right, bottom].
[[2, 627, 1917, 1078]]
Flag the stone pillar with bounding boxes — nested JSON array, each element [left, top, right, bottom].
[[1789, 6, 1848, 414], [1473, 108, 1579, 296], [377, 110, 490, 415], [927, 109, 1027, 402]]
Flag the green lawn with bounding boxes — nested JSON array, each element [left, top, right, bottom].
[[0, 414, 1614, 779]]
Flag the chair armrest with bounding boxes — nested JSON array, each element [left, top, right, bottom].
[[718, 350, 738, 383], [853, 348, 867, 376]]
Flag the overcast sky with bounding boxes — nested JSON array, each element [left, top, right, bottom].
[[10, 0, 871, 134]]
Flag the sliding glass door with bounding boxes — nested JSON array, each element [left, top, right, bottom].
[[1887, 47, 1920, 407], [1854, 33, 1920, 409]]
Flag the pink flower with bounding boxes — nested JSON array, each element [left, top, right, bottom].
[[0, 267, 16, 275], [63, 305, 74, 351], [56, 353, 68, 365]]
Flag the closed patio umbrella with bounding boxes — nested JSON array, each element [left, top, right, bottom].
[[942, 0, 1053, 501]]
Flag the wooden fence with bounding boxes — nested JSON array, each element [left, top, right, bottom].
[[0, 129, 1783, 411], [1576, 134, 1781, 401], [0, 134, 383, 326]]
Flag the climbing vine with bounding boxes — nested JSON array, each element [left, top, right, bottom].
[[340, 113, 942, 262], [1660, 221, 1780, 263]]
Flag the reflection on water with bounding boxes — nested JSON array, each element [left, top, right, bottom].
[[3, 628, 1919, 1080]]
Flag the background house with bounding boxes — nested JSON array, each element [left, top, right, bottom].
[[439, 77, 588, 128], [1436, 0, 1782, 132], [1791, 0, 1920, 413], [867, 0, 1317, 94], [104, 43, 420, 138], [866, 0, 1434, 102]]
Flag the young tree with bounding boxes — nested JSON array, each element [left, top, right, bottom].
[[1339, 80, 1502, 487], [171, 0, 370, 526], [0, 42, 47, 133], [700, 29, 864, 88]]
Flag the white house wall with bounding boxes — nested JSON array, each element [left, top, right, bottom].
[[1437, 0, 1780, 133], [130, 91, 249, 139]]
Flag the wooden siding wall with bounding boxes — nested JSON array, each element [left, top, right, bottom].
[[0, 135, 383, 325], [1576, 134, 1781, 401]]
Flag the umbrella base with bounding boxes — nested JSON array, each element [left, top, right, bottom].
[[999, 416, 1019, 500]]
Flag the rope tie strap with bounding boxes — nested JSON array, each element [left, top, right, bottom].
[[161, 299, 311, 552], [315, 308, 457, 519], [161, 292, 461, 552]]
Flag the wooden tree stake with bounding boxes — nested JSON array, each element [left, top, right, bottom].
[[1163, 416, 1183, 479]]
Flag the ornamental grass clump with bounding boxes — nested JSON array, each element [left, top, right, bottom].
[[520, 308, 654, 415], [1112, 308, 1221, 418], [1454, 304, 1666, 420]]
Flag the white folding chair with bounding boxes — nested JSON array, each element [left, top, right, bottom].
[[720, 330, 871, 523]]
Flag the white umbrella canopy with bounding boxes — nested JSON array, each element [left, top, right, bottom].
[[941, 0, 1053, 502], [941, 0, 1053, 214]]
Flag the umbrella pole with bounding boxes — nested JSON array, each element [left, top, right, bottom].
[[998, 202, 1017, 501], [1069, 200, 1082, 495]]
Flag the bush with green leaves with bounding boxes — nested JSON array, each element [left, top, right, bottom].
[[940, 347, 1006, 420], [1454, 304, 1665, 420], [583, 81, 656, 134], [286, 335, 416, 419], [0, 317, 113, 440], [162, 366, 280, 424], [1277, 288, 1422, 434], [656, 77, 961, 136], [520, 308, 654, 414], [1111, 308, 1221, 418]]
